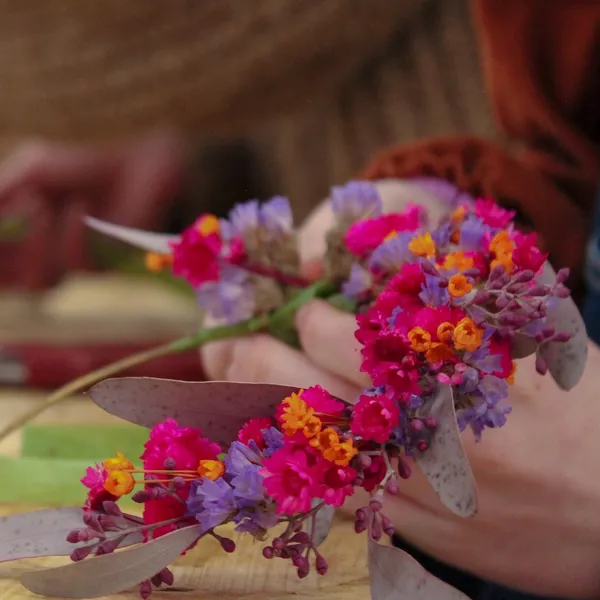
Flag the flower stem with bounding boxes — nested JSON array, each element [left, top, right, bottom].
[[0, 280, 336, 443]]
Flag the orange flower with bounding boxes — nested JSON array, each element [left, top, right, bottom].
[[408, 233, 436, 258], [448, 274, 473, 298], [310, 427, 339, 451], [489, 230, 514, 255], [408, 327, 432, 352], [453, 317, 483, 351], [280, 392, 316, 436], [490, 253, 514, 273], [442, 251, 474, 272], [436, 322, 455, 344], [198, 459, 225, 481], [325, 440, 358, 467], [196, 214, 220, 236], [103, 452, 134, 472], [104, 470, 135, 497], [384, 229, 398, 242], [145, 252, 172, 272], [303, 415, 323, 439], [425, 342, 455, 364]]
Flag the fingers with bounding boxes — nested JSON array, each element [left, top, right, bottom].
[[295, 299, 372, 388], [201, 334, 361, 403]]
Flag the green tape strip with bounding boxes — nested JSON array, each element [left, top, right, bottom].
[[0, 456, 136, 508], [21, 424, 148, 461]]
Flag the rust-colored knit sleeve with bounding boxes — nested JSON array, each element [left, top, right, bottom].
[[361, 0, 600, 300]]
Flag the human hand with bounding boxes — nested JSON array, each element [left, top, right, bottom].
[[201, 180, 600, 598], [0, 130, 186, 290]]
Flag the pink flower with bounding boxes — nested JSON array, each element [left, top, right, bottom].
[[358, 327, 411, 376], [370, 362, 421, 400], [361, 455, 387, 492], [344, 206, 422, 257], [170, 215, 223, 287], [141, 419, 221, 472], [386, 263, 425, 295], [321, 464, 357, 507], [143, 496, 190, 539], [512, 232, 547, 273], [413, 306, 465, 339], [474, 198, 515, 229], [301, 386, 345, 419], [261, 448, 323, 514], [351, 393, 400, 443], [81, 464, 116, 511], [237, 417, 273, 450]]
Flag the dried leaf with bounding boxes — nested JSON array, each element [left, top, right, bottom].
[[414, 385, 477, 517], [511, 333, 538, 359], [21, 524, 202, 598], [85, 217, 178, 254], [0, 508, 143, 562], [536, 263, 588, 390], [309, 503, 335, 547], [368, 538, 469, 600], [88, 378, 299, 447]]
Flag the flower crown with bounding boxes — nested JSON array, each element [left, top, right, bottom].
[[0, 180, 587, 600]]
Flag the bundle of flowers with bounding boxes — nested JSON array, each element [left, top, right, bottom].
[[0, 181, 587, 600]]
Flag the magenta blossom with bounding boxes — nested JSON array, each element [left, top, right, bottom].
[[351, 393, 400, 443]]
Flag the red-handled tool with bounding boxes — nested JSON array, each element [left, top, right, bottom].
[[0, 342, 206, 389]]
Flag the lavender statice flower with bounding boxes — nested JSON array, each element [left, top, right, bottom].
[[224, 441, 261, 476], [260, 196, 293, 234], [342, 264, 373, 300], [408, 177, 475, 210], [419, 273, 450, 307], [459, 216, 489, 252], [229, 200, 261, 234], [478, 375, 509, 404], [431, 222, 452, 248], [369, 232, 413, 272], [262, 426, 284, 458], [187, 478, 236, 533], [330, 181, 383, 221], [196, 265, 255, 324]]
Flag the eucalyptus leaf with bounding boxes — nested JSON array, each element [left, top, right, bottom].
[[414, 385, 478, 517], [368, 538, 470, 600], [21, 524, 201, 599], [0, 508, 142, 562], [85, 217, 178, 254], [309, 503, 335, 547], [88, 378, 299, 447], [536, 262, 588, 390], [510, 333, 538, 359]]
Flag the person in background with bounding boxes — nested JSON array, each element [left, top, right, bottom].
[[0, 1, 599, 598]]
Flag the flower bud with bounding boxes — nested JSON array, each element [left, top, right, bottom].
[[535, 354, 548, 375], [410, 419, 424, 432], [262, 546, 274, 559], [132, 491, 152, 503], [554, 285, 571, 298], [160, 568, 174, 587], [385, 479, 399, 495], [102, 501, 122, 517], [70, 545, 94, 562], [66, 529, 82, 544], [552, 332, 572, 343], [357, 453, 372, 469], [290, 532, 310, 545], [381, 515, 396, 537], [272, 537, 285, 550], [163, 457, 177, 470], [556, 268, 570, 284], [219, 537, 236, 553], [139, 580, 152, 600], [397, 459, 412, 480], [316, 554, 329, 575]]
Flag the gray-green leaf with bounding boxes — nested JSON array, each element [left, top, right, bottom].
[[414, 385, 478, 517], [21, 524, 201, 598]]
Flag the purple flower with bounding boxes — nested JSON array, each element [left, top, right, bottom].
[[458, 366, 480, 393], [478, 375, 509, 404], [459, 216, 489, 251], [187, 478, 236, 533], [196, 265, 255, 324], [224, 441, 261, 476], [432, 222, 452, 248], [229, 200, 261, 234], [419, 273, 450, 306], [369, 232, 413, 271], [330, 181, 382, 220], [260, 196, 293, 234], [262, 427, 284, 458], [408, 177, 475, 210], [231, 465, 265, 504], [342, 264, 373, 300]]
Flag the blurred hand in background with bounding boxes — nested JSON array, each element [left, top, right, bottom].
[[0, 130, 186, 290]]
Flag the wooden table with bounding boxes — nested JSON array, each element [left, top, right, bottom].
[[0, 275, 369, 600]]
